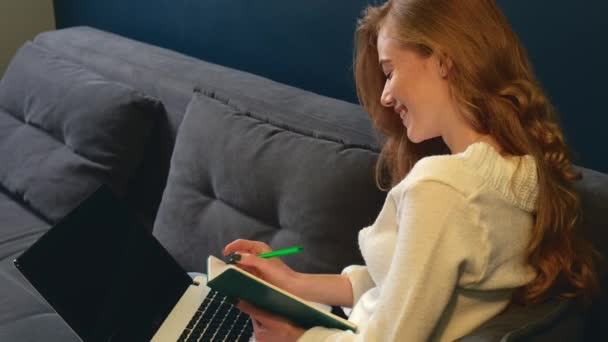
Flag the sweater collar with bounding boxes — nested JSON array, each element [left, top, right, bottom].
[[458, 142, 539, 213]]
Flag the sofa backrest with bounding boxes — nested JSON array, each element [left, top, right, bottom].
[[32, 26, 380, 229]]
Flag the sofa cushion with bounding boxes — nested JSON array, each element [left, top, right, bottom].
[[32, 26, 382, 233], [0, 42, 164, 223], [455, 298, 585, 342], [153, 90, 385, 274], [0, 250, 79, 342], [0, 189, 80, 341], [0, 191, 49, 252], [573, 167, 608, 340], [0, 248, 78, 342], [574, 167, 608, 256]]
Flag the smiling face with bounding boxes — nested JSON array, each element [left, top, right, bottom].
[[377, 23, 455, 144]]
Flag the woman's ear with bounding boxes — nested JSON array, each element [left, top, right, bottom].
[[439, 64, 447, 78], [437, 53, 453, 78]]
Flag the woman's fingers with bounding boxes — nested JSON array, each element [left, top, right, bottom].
[[237, 300, 306, 341], [237, 302, 265, 338], [236, 253, 269, 268], [237, 300, 279, 324], [235, 254, 267, 277], [223, 239, 272, 256], [223, 239, 251, 255], [237, 300, 263, 317], [235, 263, 262, 278]]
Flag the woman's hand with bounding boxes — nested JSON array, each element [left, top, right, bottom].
[[237, 300, 306, 342], [223, 239, 301, 294]]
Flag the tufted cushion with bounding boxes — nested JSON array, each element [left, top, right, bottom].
[[0, 42, 164, 223], [153, 90, 385, 274]]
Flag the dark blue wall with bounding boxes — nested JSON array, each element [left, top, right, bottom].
[[54, 0, 607, 173]]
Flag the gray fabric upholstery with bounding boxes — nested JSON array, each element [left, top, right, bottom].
[[0, 191, 49, 266], [32, 27, 377, 142], [575, 167, 608, 258], [456, 298, 586, 342], [0, 42, 164, 223], [33, 26, 379, 230], [574, 167, 608, 340], [0, 190, 78, 341], [0, 40, 163, 342], [153, 90, 385, 274], [0, 315, 78, 342], [0, 190, 50, 334]]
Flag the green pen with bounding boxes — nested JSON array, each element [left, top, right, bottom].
[[224, 246, 303, 264], [257, 246, 303, 259]]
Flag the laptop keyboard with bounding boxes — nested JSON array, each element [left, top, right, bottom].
[[178, 290, 253, 342]]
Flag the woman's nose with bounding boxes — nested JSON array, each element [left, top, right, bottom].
[[380, 87, 395, 108]]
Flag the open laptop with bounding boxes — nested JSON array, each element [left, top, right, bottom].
[[13, 185, 253, 342]]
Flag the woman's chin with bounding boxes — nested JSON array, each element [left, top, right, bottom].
[[407, 131, 429, 144], [407, 131, 442, 144], [406, 129, 420, 143]]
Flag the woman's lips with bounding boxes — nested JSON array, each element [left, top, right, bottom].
[[395, 105, 407, 119], [397, 106, 408, 120]]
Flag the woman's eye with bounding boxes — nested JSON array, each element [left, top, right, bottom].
[[386, 71, 394, 80]]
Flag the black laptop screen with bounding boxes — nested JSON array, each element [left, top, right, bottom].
[[14, 186, 193, 342]]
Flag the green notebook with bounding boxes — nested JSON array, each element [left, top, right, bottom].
[[206, 255, 357, 332]]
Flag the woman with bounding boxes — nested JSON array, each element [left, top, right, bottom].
[[224, 0, 600, 340]]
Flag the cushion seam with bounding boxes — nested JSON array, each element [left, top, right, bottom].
[[35, 30, 370, 137], [0, 185, 52, 224], [0, 312, 57, 328], [196, 89, 381, 153], [0, 103, 19, 121], [0, 97, 120, 168], [33, 35, 380, 151], [0, 227, 49, 248]]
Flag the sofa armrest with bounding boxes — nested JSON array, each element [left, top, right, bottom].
[[455, 298, 584, 342]]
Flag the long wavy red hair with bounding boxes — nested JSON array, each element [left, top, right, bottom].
[[354, 0, 600, 305]]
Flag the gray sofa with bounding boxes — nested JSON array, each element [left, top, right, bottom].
[[0, 27, 606, 341]]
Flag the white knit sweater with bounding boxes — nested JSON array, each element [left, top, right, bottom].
[[298, 141, 539, 342]]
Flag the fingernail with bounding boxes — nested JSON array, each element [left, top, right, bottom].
[[224, 252, 241, 264]]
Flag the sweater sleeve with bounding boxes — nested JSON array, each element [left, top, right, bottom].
[[298, 180, 482, 342], [341, 264, 374, 307]]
